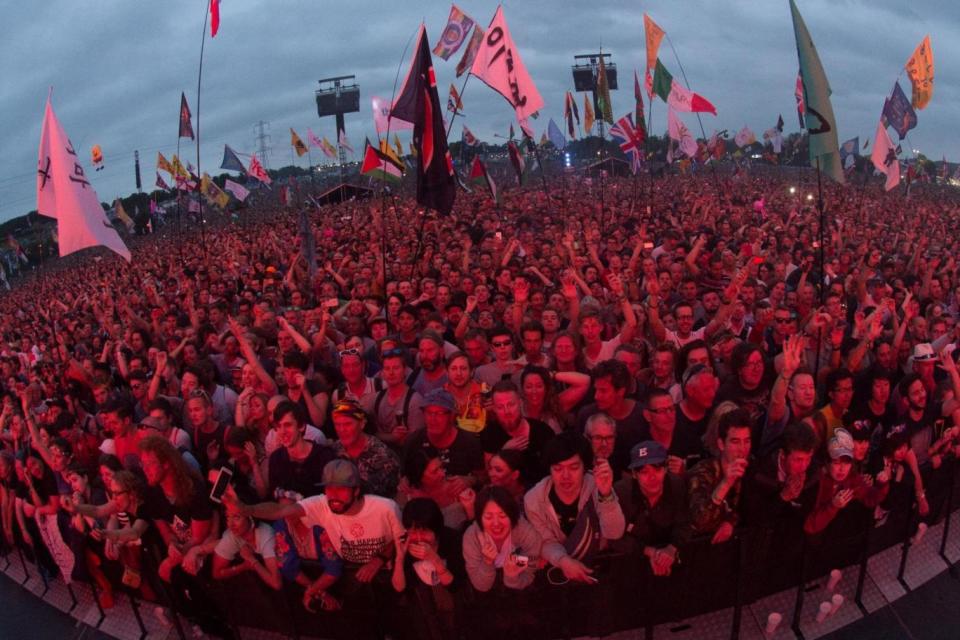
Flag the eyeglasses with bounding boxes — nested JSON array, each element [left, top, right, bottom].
[[646, 405, 676, 414], [589, 435, 615, 443], [382, 347, 406, 358], [188, 389, 210, 401], [492, 340, 513, 348], [338, 348, 361, 358], [774, 317, 793, 324]]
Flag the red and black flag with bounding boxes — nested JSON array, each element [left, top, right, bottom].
[[179, 92, 194, 140], [390, 25, 456, 215], [507, 140, 525, 186]]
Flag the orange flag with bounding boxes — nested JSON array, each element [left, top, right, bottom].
[[904, 35, 933, 110], [644, 14, 665, 97]]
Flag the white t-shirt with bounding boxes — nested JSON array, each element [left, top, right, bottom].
[[583, 334, 623, 370], [297, 494, 404, 564], [663, 327, 706, 350]]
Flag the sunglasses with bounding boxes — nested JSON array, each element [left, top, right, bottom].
[[492, 340, 513, 348], [338, 348, 361, 358]]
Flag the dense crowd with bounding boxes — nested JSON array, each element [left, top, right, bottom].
[[1, 168, 960, 638]]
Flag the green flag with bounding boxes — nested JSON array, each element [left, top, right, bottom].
[[597, 55, 614, 124], [652, 59, 673, 103], [790, 0, 844, 184]]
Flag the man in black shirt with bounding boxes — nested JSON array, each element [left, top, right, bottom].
[[403, 388, 483, 483], [480, 381, 554, 484], [267, 401, 334, 500], [576, 360, 645, 474]]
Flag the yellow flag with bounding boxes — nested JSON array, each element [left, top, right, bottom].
[[201, 173, 230, 208], [157, 152, 173, 175], [904, 35, 934, 110], [379, 139, 402, 166], [170, 154, 189, 179], [409, 142, 418, 157], [644, 14, 665, 73], [583, 93, 595, 135], [113, 198, 134, 230], [290, 128, 309, 157], [394, 134, 403, 159]]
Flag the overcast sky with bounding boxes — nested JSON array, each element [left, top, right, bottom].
[[1, 0, 957, 222]]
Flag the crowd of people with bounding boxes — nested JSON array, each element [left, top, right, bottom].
[[1, 166, 960, 638]]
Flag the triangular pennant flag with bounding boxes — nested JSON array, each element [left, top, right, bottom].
[[583, 93, 595, 135], [36, 96, 130, 261], [379, 139, 403, 166], [871, 119, 900, 191], [157, 152, 173, 175], [179, 92, 194, 140], [390, 25, 456, 215], [306, 128, 323, 148], [547, 118, 566, 150], [320, 137, 337, 159], [220, 145, 245, 172], [470, 6, 544, 123], [113, 198, 134, 230], [290, 128, 309, 157], [644, 13, 666, 99], [790, 0, 844, 183], [209, 0, 220, 37], [394, 134, 404, 158]]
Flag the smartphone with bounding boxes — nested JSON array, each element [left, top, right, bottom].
[[209, 466, 234, 504], [495, 231, 503, 241], [643, 242, 654, 249], [510, 553, 529, 568], [752, 256, 764, 265]]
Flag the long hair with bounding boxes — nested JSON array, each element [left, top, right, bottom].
[[138, 434, 198, 506], [520, 365, 563, 423]]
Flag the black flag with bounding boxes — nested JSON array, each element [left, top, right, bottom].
[[390, 25, 456, 215], [134, 150, 142, 191]]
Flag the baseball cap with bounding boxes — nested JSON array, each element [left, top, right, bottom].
[[321, 459, 361, 488], [331, 399, 367, 421], [628, 441, 668, 469], [421, 388, 455, 412], [827, 428, 855, 460], [139, 416, 166, 431]]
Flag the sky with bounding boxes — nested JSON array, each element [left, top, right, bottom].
[[1, 0, 957, 222]]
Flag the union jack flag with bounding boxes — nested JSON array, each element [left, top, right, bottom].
[[609, 113, 645, 174]]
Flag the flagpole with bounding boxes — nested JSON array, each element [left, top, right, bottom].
[[195, 0, 210, 260], [664, 36, 722, 211]]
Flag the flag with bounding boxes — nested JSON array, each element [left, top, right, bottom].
[[91, 145, 104, 171], [652, 59, 716, 115], [539, 132, 548, 147], [609, 113, 645, 174], [794, 72, 805, 128], [509, 123, 515, 141], [394, 134, 404, 158], [871, 119, 900, 191], [247, 153, 271, 184], [170, 154, 189, 180], [596, 55, 613, 124], [470, 6, 544, 124], [134, 150, 141, 190], [668, 108, 697, 158], [634, 70, 647, 140], [306, 128, 323, 149], [455, 25, 484, 77], [157, 152, 173, 176], [507, 141, 525, 185], [564, 91, 576, 138], [390, 25, 456, 215], [220, 144, 245, 172], [547, 118, 566, 150], [209, 0, 220, 37], [36, 97, 130, 261], [320, 137, 337, 159], [290, 128, 309, 157], [881, 82, 917, 140], [762, 123, 783, 153], [469, 156, 499, 203], [735, 126, 756, 148], [179, 92, 194, 140], [462, 125, 479, 146], [371, 95, 413, 135], [644, 13, 666, 98], [379, 139, 403, 166], [113, 199, 134, 231], [224, 179, 250, 201], [338, 130, 354, 155], [904, 35, 933, 110], [790, 0, 844, 183], [361, 140, 404, 183], [433, 4, 475, 60], [188, 197, 201, 213], [584, 93, 595, 134], [447, 83, 464, 114], [7, 236, 28, 264], [200, 173, 230, 208], [156, 172, 170, 190], [839, 137, 859, 170]]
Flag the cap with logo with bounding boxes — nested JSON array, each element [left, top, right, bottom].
[[322, 459, 361, 488], [628, 441, 668, 469]]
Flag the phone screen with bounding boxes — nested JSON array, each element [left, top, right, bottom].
[[209, 466, 234, 504]]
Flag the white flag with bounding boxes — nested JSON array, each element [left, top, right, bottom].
[[762, 128, 783, 153], [667, 108, 697, 158], [37, 96, 130, 262], [735, 126, 757, 148], [371, 95, 413, 135], [871, 120, 900, 192], [224, 179, 250, 202], [470, 6, 544, 123], [338, 130, 354, 155]]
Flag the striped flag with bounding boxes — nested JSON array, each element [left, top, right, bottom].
[[361, 139, 404, 183], [469, 156, 499, 204]]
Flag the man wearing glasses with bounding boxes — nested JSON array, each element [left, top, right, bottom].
[[474, 326, 522, 388]]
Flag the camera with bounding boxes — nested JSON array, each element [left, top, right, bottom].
[[510, 553, 529, 568]]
